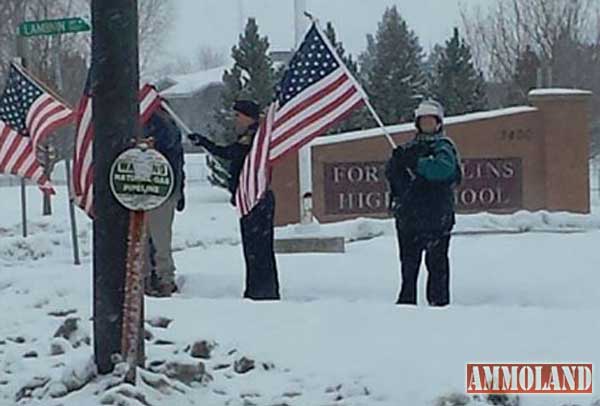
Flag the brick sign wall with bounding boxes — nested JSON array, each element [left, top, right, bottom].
[[272, 95, 592, 226], [323, 158, 523, 216], [459, 158, 522, 212], [324, 161, 389, 215]]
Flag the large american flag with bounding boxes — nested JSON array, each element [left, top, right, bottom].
[[72, 79, 163, 218], [235, 23, 367, 216], [0, 63, 73, 193]]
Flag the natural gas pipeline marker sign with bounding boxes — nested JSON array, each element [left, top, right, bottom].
[[110, 146, 174, 211]]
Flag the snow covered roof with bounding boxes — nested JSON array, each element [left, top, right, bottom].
[[160, 66, 228, 98], [529, 88, 592, 97], [311, 106, 538, 147]]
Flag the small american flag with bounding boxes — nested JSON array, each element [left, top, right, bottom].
[[0, 63, 73, 193], [235, 22, 367, 216], [72, 78, 163, 218]]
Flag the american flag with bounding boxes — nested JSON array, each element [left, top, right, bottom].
[[72, 78, 163, 218], [235, 23, 367, 216], [235, 102, 276, 215], [0, 63, 73, 193]]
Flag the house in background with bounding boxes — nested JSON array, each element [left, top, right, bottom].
[[157, 66, 229, 151], [156, 51, 294, 186], [157, 66, 230, 186]]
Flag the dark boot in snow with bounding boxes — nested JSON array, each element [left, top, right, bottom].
[[144, 272, 159, 296], [154, 279, 177, 298]]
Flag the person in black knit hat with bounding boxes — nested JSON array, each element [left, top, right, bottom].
[[188, 100, 280, 301]]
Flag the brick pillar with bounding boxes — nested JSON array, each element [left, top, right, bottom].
[[528, 90, 592, 213]]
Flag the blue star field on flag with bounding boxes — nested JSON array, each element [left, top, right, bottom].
[[0, 65, 44, 135]]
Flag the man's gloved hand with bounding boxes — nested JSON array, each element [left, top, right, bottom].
[[403, 152, 418, 170], [392, 145, 406, 160], [176, 193, 185, 212], [392, 145, 418, 170], [400, 142, 432, 170], [187, 132, 205, 146], [412, 141, 434, 158]]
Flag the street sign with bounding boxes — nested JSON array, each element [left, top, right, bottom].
[[18, 17, 91, 37], [110, 146, 174, 211]]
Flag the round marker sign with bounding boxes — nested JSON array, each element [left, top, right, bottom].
[[110, 146, 174, 211]]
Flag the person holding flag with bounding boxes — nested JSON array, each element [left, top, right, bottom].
[[385, 99, 462, 307], [189, 100, 280, 300], [189, 20, 371, 301]]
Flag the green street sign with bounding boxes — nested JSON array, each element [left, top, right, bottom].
[[18, 17, 90, 37]]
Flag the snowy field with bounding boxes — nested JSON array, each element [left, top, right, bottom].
[[1, 171, 600, 405]]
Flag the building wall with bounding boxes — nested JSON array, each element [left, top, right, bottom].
[[271, 91, 592, 226]]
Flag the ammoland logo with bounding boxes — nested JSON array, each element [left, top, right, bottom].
[[466, 363, 593, 394]]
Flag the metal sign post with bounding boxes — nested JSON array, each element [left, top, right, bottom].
[[16, 16, 89, 249], [15, 38, 28, 238]]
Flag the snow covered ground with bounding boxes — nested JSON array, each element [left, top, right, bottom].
[[1, 175, 599, 406]]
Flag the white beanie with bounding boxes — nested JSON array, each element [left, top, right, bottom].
[[414, 99, 444, 123]]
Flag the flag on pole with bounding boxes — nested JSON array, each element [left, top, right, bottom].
[[269, 23, 367, 163], [0, 63, 74, 193], [72, 77, 163, 218], [72, 74, 93, 215], [235, 22, 367, 216], [235, 102, 276, 215]]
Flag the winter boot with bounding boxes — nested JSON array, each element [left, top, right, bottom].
[[144, 271, 159, 296], [154, 278, 177, 298]]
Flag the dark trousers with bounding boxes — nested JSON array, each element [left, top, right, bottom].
[[395, 220, 451, 306], [239, 191, 280, 300]]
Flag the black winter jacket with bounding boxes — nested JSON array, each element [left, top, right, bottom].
[[144, 111, 185, 198], [385, 132, 461, 234], [195, 123, 259, 201]]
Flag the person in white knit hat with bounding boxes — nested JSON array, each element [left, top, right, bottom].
[[385, 99, 462, 306]]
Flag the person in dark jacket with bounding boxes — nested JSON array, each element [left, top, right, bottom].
[[143, 107, 186, 297], [188, 100, 280, 301], [385, 99, 461, 306]]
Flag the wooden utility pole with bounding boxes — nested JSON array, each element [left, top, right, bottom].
[[91, 0, 141, 375]]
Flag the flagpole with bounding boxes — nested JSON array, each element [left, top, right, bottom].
[[52, 36, 81, 266], [296, 5, 312, 224], [11, 62, 74, 110], [160, 101, 192, 135], [307, 14, 397, 149]]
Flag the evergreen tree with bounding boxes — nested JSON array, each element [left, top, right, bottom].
[[323, 22, 359, 76], [360, 6, 426, 125], [510, 45, 540, 104], [323, 21, 370, 133], [208, 18, 275, 188], [430, 27, 487, 116], [358, 34, 376, 85], [424, 44, 444, 97], [212, 17, 276, 143]]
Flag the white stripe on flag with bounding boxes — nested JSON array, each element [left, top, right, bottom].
[[274, 68, 346, 124], [4, 138, 28, 173], [269, 91, 363, 161], [26, 94, 51, 134], [272, 76, 354, 138], [33, 106, 71, 142]]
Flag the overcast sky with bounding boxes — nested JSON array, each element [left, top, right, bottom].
[[167, 0, 494, 63]]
